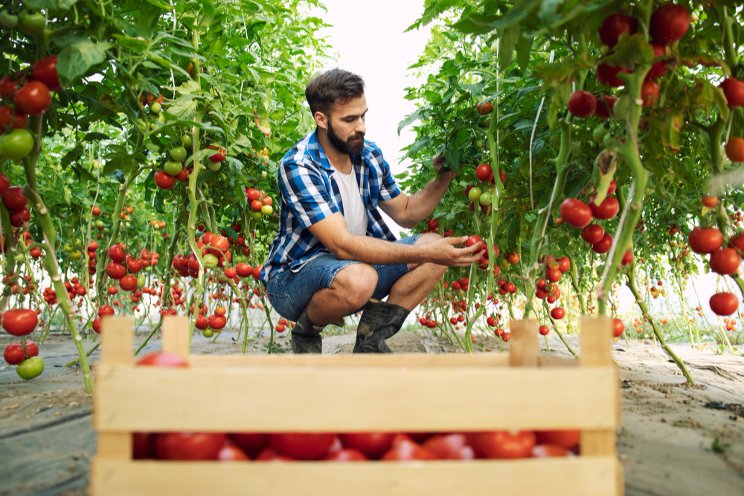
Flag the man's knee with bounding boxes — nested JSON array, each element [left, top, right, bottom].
[[332, 263, 378, 310]]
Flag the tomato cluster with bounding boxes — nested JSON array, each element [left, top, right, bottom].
[[131, 428, 580, 462], [2, 308, 44, 379], [1, 176, 32, 228]]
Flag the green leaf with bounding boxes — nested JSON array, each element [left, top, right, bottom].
[[58, 40, 112, 85], [167, 95, 199, 120], [83, 132, 110, 142], [515, 33, 534, 72], [397, 109, 424, 135], [73, 163, 96, 184]]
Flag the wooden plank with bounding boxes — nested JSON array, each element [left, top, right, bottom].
[[99, 316, 134, 366], [95, 317, 134, 461], [90, 457, 620, 496], [162, 316, 189, 357], [94, 365, 618, 432], [188, 352, 510, 368], [509, 319, 538, 367], [580, 317, 618, 458]]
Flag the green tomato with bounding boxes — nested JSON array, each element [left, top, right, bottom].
[[150, 102, 161, 113], [468, 187, 482, 203], [250, 211, 262, 220], [163, 161, 182, 176], [136, 119, 149, 133], [1, 129, 35, 161], [137, 274, 146, 289], [170, 146, 187, 162], [0, 10, 19, 29], [479, 192, 492, 206], [203, 253, 219, 268], [261, 171, 267, 178], [593, 124, 609, 145], [261, 204, 273, 216], [206, 160, 222, 172], [203, 328, 214, 338], [17, 10, 45, 36], [14, 253, 24, 263], [181, 134, 192, 148], [17, 356, 45, 380]]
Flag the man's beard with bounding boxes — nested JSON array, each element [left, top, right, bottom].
[[327, 120, 364, 156]]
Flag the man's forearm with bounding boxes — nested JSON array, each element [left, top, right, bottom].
[[336, 235, 431, 265], [401, 170, 456, 226]]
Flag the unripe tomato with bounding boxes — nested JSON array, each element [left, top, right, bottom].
[[170, 146, 188, 161], [17, 10, 46, 36], [16, 356, 45, 380], [1, 129, 35, 161]]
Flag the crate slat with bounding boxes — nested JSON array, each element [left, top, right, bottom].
[[95, 365, 618, 432], [91, 457, 620, 496]]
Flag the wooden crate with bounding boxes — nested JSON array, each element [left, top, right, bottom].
[[90, 316, 623, 496]]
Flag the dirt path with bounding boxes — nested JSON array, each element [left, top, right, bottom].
[[1, 329, 743, 496]]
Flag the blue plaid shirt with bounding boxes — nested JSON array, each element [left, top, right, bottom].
[[260, 129, 401, 283]]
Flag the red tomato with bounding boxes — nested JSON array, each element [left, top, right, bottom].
[[539, 325, 550, 336], [105, 262, 126, 280], [590, 196, 620, 220], [209, 234, 229, 252], [108, 243, 126, 262], [592, 233, 614, 254], [270, 433, 335, 460], [647, 42, 668, 80], [532, 444, 573, 458], [650, 4, 690, 43], [230, 433, 270, 457], [31, 55, 61, 91], [208, 314, 227, 330], [154, 432, 226, 460], [339, 433, 396, 459], [0, 75, 18, 98], [235, 262, 253, 278], [4, 340, 39, 365], [125, 256, 143, 273], [13, 81, 52, 115], [725, 137, 744, 162], [641, 80, 660, 107], [195, 315, 209, 330], [597, 63, 631, 87], [729, 232, 744, 255], [709, 248, 741, 275], [535, 429, 580, 450], [324, 448, 367, 461], [581, 224, 605, 244], [0, 173, 8, 195], [598, 13, 637, 48], [255, 448, 294, 461], [136, 352, 188, 367], [154, 170, 175, 189], [2, 186, 28, 212], [559, 198, 592, 228], [252, 266, 262, 279], [475, 163, 493, 182], [557, 256, 570, 273], [702, 195, 719, 208], [567, 90, 596, 117], [467, 431, 536, 459], [688, 227, 723, 254], [721, 78, 744, 108], [245, 187, 260, 201], [381, 438, 435, 461], [217, 442, 250, 461], [709, 292, 738, 316], [133, 432, 156, 459], [594, 95, 617, 119], [250, 199, 263, 211], [2, 309, 39, 336], [550, 307, 566, 320], [119, 274, 137, 291], [476, 100, 493, 115], [612, 318, 625, 337], [422, 433, 475, 460]]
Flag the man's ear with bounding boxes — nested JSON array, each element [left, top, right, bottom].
[[314, 111, 328, 130]]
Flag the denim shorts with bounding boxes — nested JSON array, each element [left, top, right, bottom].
[[265, 235, 421, 321]]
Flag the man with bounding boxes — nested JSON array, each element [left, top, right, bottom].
[[260, 68, 483, 354]]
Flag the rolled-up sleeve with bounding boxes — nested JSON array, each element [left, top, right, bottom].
[[279, 160, 339, 230]]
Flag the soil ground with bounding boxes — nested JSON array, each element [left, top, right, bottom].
[[1, 328, 743, 496]]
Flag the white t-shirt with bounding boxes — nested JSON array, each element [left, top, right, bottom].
[[333, 169, 368, 236]]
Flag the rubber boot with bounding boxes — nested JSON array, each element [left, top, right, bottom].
[[353, 299, 410, 353], [290, 311, 322, 354]]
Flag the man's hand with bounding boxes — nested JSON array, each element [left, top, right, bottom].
[[422, 236, 485, 267]]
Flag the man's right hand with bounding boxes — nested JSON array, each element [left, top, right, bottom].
[[423, 236, 485, 267]]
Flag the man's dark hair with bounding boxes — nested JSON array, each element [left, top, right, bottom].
[[305, 69, 365, 116]]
